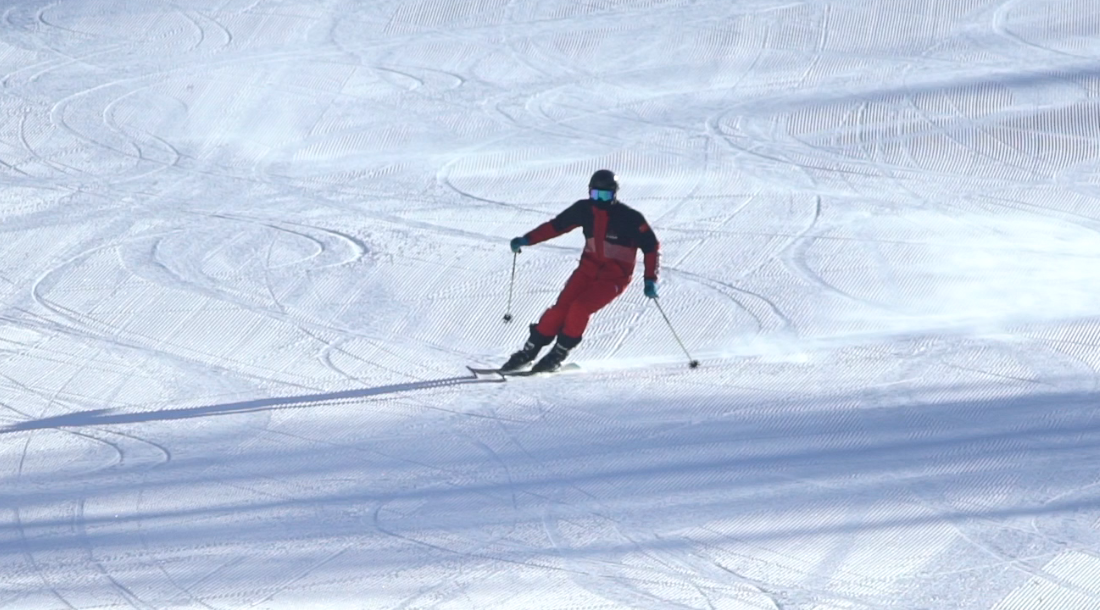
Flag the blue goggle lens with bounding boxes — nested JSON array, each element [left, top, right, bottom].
[[590, 189, 614, 201]]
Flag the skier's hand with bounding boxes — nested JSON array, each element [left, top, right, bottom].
[[644, 279, 658, 299], [510, 236, 529, 253]]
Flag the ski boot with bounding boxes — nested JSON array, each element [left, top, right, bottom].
[[529, 334, 581, 374], [500, 324, 553, 372]]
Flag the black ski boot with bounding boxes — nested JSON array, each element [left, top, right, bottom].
[[500, 324, 553, 372], [529, 333, 581, 374]]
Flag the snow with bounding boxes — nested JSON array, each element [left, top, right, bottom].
[[3, 0, 1100, 608]]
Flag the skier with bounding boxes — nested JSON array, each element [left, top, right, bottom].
[[501, 169, 660, 373]]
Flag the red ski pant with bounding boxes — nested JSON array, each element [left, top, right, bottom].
[[535, 267, 630, 340]]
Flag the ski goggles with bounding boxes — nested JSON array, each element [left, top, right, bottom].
[[590, 189, 615, 202]]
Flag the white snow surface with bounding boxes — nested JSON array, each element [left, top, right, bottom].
[[4, 0, 1100, 608]]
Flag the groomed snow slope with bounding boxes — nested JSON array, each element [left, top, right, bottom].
[[4, 0, 1100, 608]]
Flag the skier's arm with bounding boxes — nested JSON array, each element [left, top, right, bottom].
[[639, 221, 660, 281], [523, 201, 586, 246], [523, 222, 562, 245]]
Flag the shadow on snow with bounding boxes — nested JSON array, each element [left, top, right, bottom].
[[0, 374, 499, 433], [4, 375, 1100, 599]]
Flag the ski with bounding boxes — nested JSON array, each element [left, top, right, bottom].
[[502, 363, 581, 377], [467, 363, 580, 378]]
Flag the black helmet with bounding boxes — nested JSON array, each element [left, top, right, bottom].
[[588, 169, 619, 192]]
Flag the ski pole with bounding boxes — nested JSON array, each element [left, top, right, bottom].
[[503, 252, 517, 323], [653, 298, 699, 368]]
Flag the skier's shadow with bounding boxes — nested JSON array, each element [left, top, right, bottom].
[[1, 373, 498, 433]]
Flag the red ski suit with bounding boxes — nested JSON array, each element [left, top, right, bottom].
[[524, 198, 660, 340]]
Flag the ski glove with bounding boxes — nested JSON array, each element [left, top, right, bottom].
[[510, 236, 529, 253], [644, 279, 658, 299]]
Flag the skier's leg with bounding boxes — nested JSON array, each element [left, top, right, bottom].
[[531, 277, 628, 373], [502, 268, 590, 371], [560, 277, 628, 338], [533, 268, 592, 338]]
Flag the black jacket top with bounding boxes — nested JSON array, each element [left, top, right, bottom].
[[525, 198, 660, 281]]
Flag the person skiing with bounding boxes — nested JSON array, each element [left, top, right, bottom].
[[501, 169, 660, 373]]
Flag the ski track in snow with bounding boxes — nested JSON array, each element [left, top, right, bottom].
[[3, 0, 1100, 608]]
